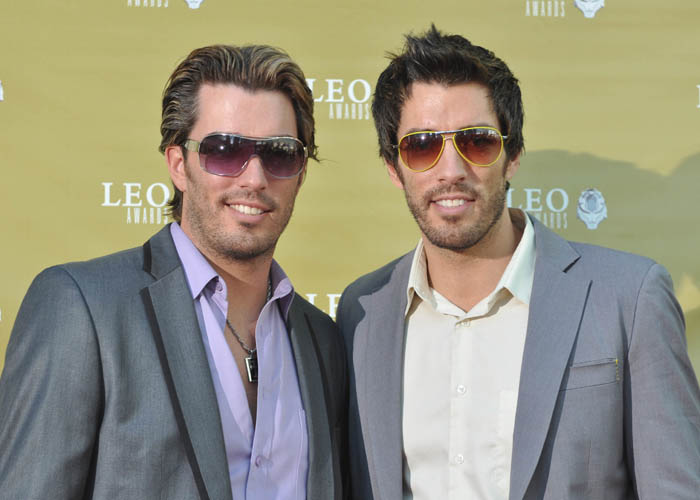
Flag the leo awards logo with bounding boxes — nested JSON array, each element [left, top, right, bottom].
[[525, 1, 566, 18], [125, 0, 204, 8], [507, 186, 608, 230], [525, 1, 605, 18], [102, 182, 172, 225], [127, 0, 169, 7], [306, 78, 372, 121]]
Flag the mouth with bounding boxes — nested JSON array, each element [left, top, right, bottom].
[[224, 200, 273, 222], [432, 192, 475, 205], [434, 198, 467, 208], [429, 192, 476, 215], [230, 203, 267, 216]]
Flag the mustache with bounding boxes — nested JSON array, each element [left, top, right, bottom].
[[220, 190, 278, 210], [423, 182, 480, 201]]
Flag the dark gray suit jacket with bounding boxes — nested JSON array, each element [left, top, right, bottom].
[[0, 225, 347, 500], [337, 216, 700, 500]]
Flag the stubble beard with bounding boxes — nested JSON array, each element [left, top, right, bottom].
[[183, 171, 296, 263], [405, 179, 507, 252]]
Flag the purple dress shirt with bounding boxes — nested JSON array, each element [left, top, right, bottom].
[[170, 223, 308, 500]]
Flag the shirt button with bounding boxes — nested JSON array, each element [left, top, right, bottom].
[[215, 281, 223, 293], [254, 455, 263, 467], [455, 454, 465, 465], [456, 384, 467, 395]]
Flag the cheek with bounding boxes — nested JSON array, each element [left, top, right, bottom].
[[272, 181, 302, 209], [480, 167, 505, 189], [401, 178, 422, 200], [190, 179, 222, 209]]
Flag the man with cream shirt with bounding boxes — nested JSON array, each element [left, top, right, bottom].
[[337, 26, 700, 499]]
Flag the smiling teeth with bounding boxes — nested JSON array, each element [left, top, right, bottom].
[[436, 199, 466, 208], [232, 204, 263, 215]]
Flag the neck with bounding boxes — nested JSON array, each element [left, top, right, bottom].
[[176, 217, 274, 331], [177, 219, 275, 339], [423, 208, 524, 311], [210, 250, 273, 325]]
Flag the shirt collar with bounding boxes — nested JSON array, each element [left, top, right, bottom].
[[170, 222, 218, 299], [269, 259, 295, 319], [405, 209, 536, 316], [406, 239, 434, 314], [498, 211, 535, 305], [170, 223, 295, 319]]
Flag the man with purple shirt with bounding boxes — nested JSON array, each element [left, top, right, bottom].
[[0, 45, 346, 500]]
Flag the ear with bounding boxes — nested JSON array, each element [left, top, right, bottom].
[[504, 151, 521, 181], [165, 145, 188, 193], [385, 160, 405, 189]]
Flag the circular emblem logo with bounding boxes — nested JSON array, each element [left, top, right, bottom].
[[575, 0, 605, 18], [577, 188, 607, 230]]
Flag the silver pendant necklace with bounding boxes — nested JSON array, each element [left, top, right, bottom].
[[225, 279, 272, 384]]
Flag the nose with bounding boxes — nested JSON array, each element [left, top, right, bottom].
[[237, 154, 268, 190], [434, 134, 470, 183]]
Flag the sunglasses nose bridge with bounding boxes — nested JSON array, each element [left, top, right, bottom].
[[422, 135, 468, 183], [445, 132, 473, 166], [241, 151, 265, 177], [235, 153, 268, 184], [442, 131, 459, 154], [436, 131, 471, 171]]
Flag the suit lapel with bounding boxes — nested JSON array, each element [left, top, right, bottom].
[[141, 227, 232, 500], [286, 298, 335, 500], [356, 254, 412, 500], [509, 218, 591, 500]]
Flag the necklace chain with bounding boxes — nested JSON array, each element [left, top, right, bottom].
[[225, 278, 272, 355]]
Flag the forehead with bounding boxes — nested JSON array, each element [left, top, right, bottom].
[[399, 81, 497, 133], [192, 83, 297, 138]]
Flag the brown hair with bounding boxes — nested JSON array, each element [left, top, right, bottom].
[[160, 44, 317, 222], [372, 25, 524, 167]]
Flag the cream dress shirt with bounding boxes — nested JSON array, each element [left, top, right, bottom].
[[402, 212, 535, 500]]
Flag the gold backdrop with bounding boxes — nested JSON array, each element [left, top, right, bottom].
[[1, 0, 699, 372]]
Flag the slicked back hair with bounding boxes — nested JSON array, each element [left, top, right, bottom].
[[372, 25, 524, 167], [159, 44, 317, 222]]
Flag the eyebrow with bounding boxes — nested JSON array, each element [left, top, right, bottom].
[[205, 131, 297, 139], [402, 123, 498, 135]]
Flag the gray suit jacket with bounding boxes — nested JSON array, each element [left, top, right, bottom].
[[0, 225, 347, 500], [337, 216, 700, 500]]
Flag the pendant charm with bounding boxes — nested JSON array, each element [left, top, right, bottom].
[[245, 355, 258, 383]]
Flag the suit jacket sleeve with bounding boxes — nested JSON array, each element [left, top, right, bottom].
[[626, 263, 700, 497], [0, 267, 102, 500]]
